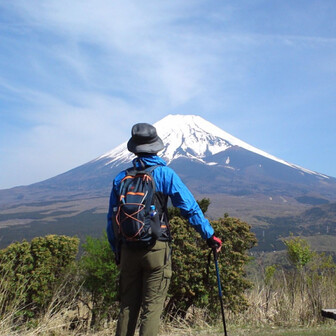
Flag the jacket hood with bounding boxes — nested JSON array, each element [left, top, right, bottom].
[[132, 155, 167, 169]]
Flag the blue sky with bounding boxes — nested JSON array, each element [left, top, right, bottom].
[[0, 0, 335, 189]]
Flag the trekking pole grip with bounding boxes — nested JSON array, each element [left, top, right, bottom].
[[213, 246, 218, 260]]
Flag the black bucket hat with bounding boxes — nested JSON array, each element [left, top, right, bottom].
[[127, 123, 164, 155]]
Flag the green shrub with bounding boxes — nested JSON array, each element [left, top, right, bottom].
[[166, 206, 257, 320], [284, 235, 314, 269], [0, 235, 79, 319], [79, 232, 119, 327]]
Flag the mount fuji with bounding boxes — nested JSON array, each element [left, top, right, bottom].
[[0, 114, 336, 250], [1, 113, 336, 206], [2, 114, 335, 205], [101, 114, 324, 175], [99, 114, 331, 184]]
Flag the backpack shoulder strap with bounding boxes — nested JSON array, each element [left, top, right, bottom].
[[119, 165, 158, 196]]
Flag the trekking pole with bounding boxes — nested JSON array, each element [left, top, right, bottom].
[[213, 247, 228, 336]]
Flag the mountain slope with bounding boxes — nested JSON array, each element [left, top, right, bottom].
[[1, 114, 335, 208]]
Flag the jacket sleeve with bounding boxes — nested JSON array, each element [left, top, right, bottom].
[[154, 167, 214, 240]]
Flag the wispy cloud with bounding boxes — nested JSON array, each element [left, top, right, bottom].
[[0, 0, 335, 187]]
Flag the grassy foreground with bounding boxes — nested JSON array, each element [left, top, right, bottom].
[[1, 233, 335, 335], [158, 324, 336, 336], [223, 324, 336, 336], [3, 324, 335, 336]]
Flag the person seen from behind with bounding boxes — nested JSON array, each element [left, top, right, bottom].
[[107, 122, 222, 336]]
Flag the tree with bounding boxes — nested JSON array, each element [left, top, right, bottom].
[[283, 235, 314, 270], [79, 232, 119, 327], [166, 200, 257, 320]]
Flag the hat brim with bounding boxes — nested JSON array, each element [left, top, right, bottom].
[[127, 137, 164, 154]]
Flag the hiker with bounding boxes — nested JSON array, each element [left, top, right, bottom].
[[107, 122, 222, 336]]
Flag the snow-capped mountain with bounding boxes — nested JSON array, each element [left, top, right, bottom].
[[98, 114, 328, 180], [1, 114, 335, 208]]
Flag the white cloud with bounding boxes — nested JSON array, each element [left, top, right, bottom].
[[2, 1, 224, 107], [0, 89, 139, 187], [0, 0, 336, 187]]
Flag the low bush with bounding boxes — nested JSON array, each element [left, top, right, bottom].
[[166, 206, 257, 321], [0, 235, 79, 321]]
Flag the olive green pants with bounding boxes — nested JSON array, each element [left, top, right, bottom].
[[116, 241, 172, 336]]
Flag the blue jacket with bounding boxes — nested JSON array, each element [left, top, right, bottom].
[[106, 155, 214, 252]]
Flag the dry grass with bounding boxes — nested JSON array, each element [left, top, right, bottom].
[[231, 266, 336, 328], [1, 265, 336, 336]]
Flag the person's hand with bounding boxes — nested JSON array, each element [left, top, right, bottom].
[[207, 235, 222, 253]]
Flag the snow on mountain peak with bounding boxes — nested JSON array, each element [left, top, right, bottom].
[[98, 114, 239, 166], [97, 114, 328, 179], [154, 114, 289, 166], [154, 114, 232, 163]]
